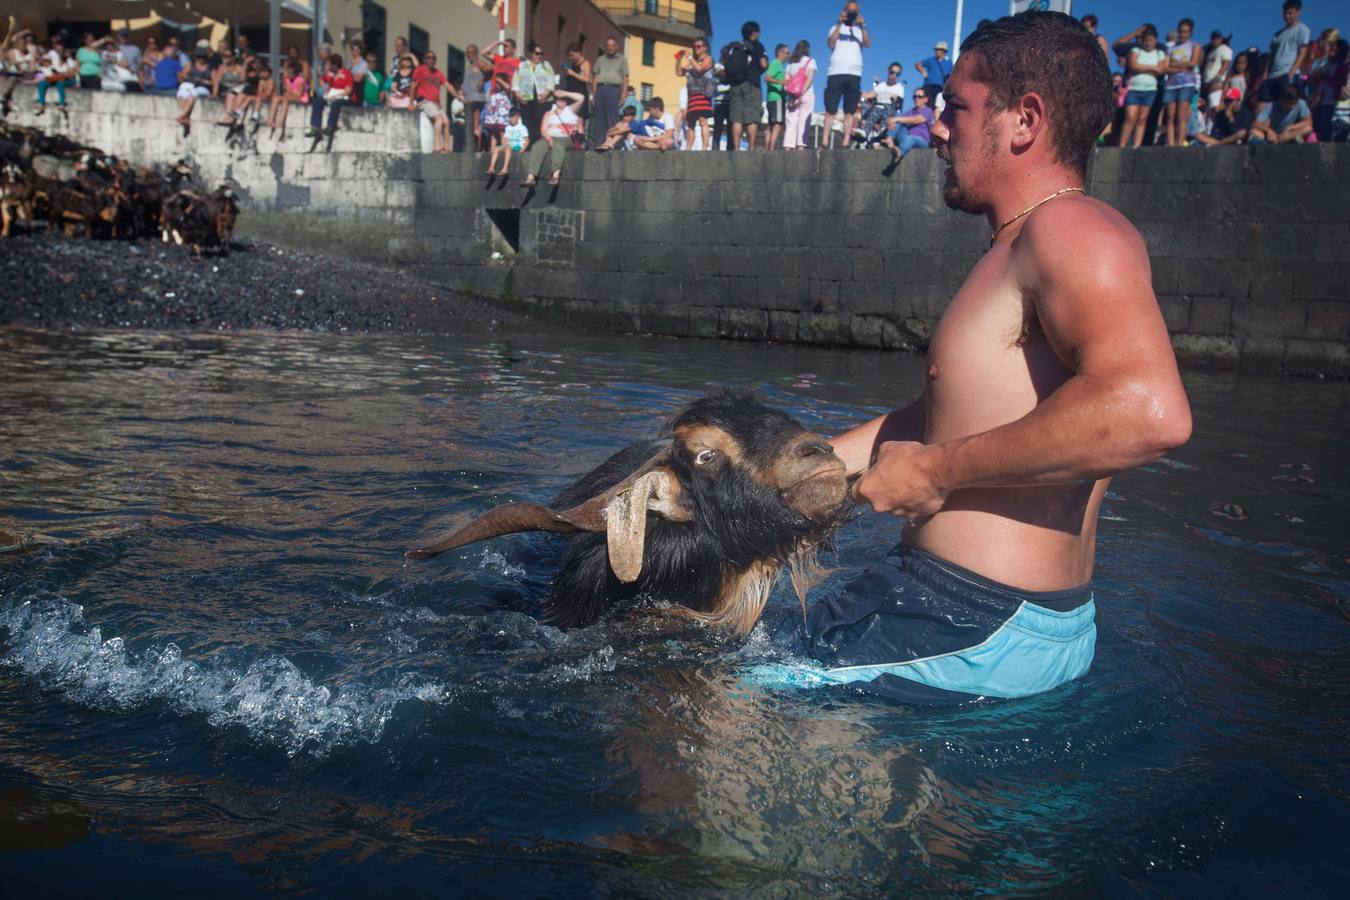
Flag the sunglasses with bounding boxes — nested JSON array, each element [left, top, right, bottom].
[[914, 92, 927, 98]]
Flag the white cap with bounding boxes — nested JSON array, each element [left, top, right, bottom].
[[934, 41, 949, 51]]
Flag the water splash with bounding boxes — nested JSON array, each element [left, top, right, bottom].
[[0, 595, 448, 757]]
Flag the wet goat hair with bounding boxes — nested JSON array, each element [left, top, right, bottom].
[[409, 393, 852, 636]]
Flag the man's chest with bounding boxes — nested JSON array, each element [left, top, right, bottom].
[[924, 252, 1065, 437]]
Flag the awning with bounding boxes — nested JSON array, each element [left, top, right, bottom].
[[12, 0, 313, 26]]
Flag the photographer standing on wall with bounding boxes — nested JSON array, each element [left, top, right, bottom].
[[822, 2, 870, 148]]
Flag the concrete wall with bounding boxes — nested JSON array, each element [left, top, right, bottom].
[[7, 85, 1348, 376]]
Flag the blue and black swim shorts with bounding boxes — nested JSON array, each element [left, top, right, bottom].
[[755, 546, 1097, 704]]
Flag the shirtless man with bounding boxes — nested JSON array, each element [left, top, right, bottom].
[[780, 13, 1192, 704]]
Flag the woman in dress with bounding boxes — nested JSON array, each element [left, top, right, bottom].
[[783, 40, 816, 150], [677, 38, 716, 151]]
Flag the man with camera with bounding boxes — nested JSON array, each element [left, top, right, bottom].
[[823, 2, 871, 148]]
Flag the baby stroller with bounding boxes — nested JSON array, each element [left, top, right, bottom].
[[851, 97, 893, 149]]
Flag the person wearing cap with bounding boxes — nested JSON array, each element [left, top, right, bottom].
[[915, 41, 951, 101], [1194, 86, 1254, 145]]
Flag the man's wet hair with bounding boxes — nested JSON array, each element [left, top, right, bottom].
[[960, 11, 1112, 175]]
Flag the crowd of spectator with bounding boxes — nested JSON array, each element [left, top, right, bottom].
[[2, 0, 1345, 174]]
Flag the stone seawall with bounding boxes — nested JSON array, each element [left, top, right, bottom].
[[7, 86, 1348, 375]]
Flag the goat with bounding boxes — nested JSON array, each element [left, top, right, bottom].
[[407, 393, 852, 636], [160, 185, 238, 256]]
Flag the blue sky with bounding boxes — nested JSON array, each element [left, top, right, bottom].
[[709, 0, 1339, 108]]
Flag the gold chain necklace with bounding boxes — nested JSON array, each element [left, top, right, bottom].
[[989, 186, 1086, 247]]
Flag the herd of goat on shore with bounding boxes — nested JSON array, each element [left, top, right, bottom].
[[0, 99, 238, 254]]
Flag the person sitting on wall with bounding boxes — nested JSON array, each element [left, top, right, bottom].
[[523, 89, 585, 187], [632, 98, 677, 150], [593, 104, 640, 151], [307, 53, 353, 139], [175, 52, 215, 133], [1248, 82, 1314, 143], [491, 107, 529, 176], [269, 59, 308, 138]]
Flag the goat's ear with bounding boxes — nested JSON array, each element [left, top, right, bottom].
[[601, 467, 687, 583]]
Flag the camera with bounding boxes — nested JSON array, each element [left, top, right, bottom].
[[845, 10, 858, 25]]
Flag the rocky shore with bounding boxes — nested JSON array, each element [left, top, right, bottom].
[[0, 234, 532, 335]]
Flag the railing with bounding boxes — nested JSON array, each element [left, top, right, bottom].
[[593, 1, 699, 29]]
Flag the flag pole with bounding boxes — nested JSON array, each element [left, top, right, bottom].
[[953, 0, 964, 60]]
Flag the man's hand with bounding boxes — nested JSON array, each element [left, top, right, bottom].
[[851, 441, 948, 519]]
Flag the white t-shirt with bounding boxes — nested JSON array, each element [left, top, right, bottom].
[[827, 24, 864, 77], [873, 79, 904, 108], [657, 112, 675, 132], [1203, 43, 1232, 84]]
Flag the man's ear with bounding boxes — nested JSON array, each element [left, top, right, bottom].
[[1011, 91, 1047, 154]]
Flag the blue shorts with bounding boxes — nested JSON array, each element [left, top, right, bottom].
[[754, 546, 1096, 704], [1164, 85, 1198, 104], [1124, 89, 1156, 107]]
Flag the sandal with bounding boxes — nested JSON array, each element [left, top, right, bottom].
[[522, 175, 537, 187], [547, 171, 561, 186]]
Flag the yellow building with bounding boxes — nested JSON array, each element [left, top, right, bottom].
[[326, 1, 501, 78], [594, 1, 712, 107]]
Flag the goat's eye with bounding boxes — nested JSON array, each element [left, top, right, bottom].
[[694, 449, 717, 466]]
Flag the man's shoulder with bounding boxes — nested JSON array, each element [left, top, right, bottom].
[[1016, 195, 1145, 283]]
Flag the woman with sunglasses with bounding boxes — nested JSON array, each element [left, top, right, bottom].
[[882, 85, 934, 161], [677, 38, 716, 150], [512, 43, 555, 142]]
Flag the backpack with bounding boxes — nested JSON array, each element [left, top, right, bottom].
[[721, 41, 754, 84]]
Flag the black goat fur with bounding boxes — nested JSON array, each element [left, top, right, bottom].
[[543, 393, 849, 630]]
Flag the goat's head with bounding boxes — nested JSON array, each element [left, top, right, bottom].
[[407, 393, 851, 635]]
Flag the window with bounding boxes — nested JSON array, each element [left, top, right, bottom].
[[361, 2, 386, 71], [642, 37, 655, 67], [408, 24, 428, 59], [557, 16, 566, 44], [640, 82, 653, 101], [446, 44, 465, 84], [645, 0, 660, 14]]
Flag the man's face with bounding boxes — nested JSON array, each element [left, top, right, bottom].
[[1284, 7, 1299, 27], [1177, 24, 1192, 42], [935, 47, 947, 59], [887, 66, 900, 83], [934, 55, 1006, 214], [605, 39, 618, 56], [777, 47, 789, 62]]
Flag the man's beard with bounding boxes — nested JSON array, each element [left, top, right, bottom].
[[941, 121, 1000, 214]]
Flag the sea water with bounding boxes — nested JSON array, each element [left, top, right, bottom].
[[1, 328, 1346, 895]]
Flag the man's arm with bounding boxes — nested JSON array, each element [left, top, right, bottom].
[[915, 60, 928, 80], [854, 201, 1191, 516], [829, 398, 925, 476]]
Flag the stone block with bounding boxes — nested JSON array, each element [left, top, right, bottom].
[[767, 311, 801, 342], [850, 249, 886, 282], [1231, 298, 1308, 338], [1150, 257, 1181, 295], [639, 306, 691, 336], [1304, 301, 1350, 341], [1237, 337, 1287, 375], [1300, 183, 1350, 222], [1283, 339, 1350, 378], [721, 307, 769, 340], [797, 311, 852, 345], [686, 306, 722, 338], [1086, 147, 1125, 185], [808, 279, 841, 312], [1178, 259, 1250, 298], [1246, 263, 1296, 304], [1189, 297, 1232, 334], [1195, 146, 1251, 183], [1293, 262, 1343, 301], [1313, 223, 1350, 262], [848, 281, 896, 316], [756, 277, 814, 311], [1157, 295, 1191, 331], [1170, 334, 1240, 370], [681, 213, 731, 246]]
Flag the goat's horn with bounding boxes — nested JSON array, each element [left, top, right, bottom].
[[405, 503, 592, 560]]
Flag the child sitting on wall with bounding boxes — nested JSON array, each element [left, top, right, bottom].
[[593, 105, 639, 151], [493, 107, 529, 176]]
